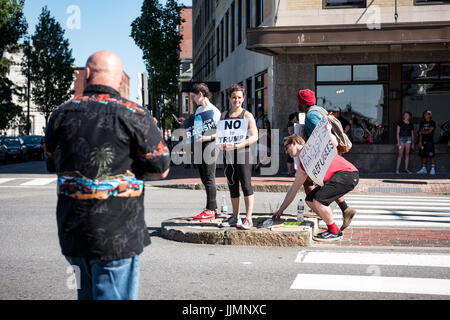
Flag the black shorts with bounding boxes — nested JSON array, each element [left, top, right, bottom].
[[305, 171, 359, 206], [419, 140, 435, 158]]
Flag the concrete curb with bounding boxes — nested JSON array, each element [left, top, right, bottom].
[[160, 215, 319, 247]]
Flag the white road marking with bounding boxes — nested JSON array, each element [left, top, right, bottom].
[[0, 178, 15, 185], [295, 251, 450, 268], [20, 178, 56, 186], [290, 274, 450, 296]]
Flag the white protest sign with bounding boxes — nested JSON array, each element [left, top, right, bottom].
[[216, 119, 249, 146], [299, 117, 337, 186]]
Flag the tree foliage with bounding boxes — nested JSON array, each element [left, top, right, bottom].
[[24, 6, 74, 125], [131, 0, 184, 131], [0, 0, 27, 131]]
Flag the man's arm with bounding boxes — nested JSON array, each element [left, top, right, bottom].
[[272, 170, 307, 220]]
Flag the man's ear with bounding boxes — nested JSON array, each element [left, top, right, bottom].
[[84, 66, 91, 86]]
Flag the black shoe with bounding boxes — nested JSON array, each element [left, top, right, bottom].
[[313, 230, 343, 242]]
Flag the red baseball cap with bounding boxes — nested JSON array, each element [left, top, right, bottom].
[[297, 89, 316, 106]]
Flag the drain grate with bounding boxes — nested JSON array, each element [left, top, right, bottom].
[[368, 187, 422, 193]]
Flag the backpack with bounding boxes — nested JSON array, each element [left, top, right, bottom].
[[309, 107, 353, 154]]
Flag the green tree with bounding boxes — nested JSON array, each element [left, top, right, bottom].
[[0, 0, 27, 132], [131, 0, 184, 134], [24, 6, 74, 125]]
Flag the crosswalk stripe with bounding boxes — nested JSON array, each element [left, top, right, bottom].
[[333, 209, 450, 216], [346, 195, 450, 201], [332, 214, 450, 222], [20, 178, 56, 186], [295, 251, 450, 268], [346, 201, 450, 207], [290, 274, 450, 296], [0, 178, 15, 185]]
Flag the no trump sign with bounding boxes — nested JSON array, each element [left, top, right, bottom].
[[216, 119, 249, 146], [299, 117, 337, 186]]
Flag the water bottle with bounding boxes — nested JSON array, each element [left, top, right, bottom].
[[220, 195, 228, 216], [263, 219, 273, 229], [297, 198, 305, 223]]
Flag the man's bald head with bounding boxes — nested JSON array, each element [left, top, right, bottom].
[[84, 50, 124, 92]]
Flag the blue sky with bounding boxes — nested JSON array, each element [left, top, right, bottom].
[[23, 0, 191, 102]]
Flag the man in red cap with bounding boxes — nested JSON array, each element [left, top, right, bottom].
[[296, 89, 357, 232]]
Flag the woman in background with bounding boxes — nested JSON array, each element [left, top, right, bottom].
[[395, 111, 414, 174]]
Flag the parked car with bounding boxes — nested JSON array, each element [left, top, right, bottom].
[[23, 135, 45, 160], [0, 136, 29, 162], [0, 142, 7, 164]]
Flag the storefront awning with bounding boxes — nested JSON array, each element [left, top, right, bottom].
[[246, 21, 450, 55]]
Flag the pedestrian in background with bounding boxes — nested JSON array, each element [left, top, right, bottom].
[[191, 83, 222, 220], [297, 89, 357, 231], [395, 111, 414, 174], [417, 110, 436, 175], [220, 84, 258, 230], [45, 51, 170, 300], [330, 107, 351, 137]]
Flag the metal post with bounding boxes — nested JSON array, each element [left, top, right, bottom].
[[395, 0, 398, 22]]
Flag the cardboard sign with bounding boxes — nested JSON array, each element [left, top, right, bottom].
[[216, 119, 249, 146], [299, 117, 336, 186], [183, 110, 217, 144]]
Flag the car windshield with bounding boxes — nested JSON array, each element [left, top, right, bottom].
[[1, 138, 20, 147], [23, 136, 42, 144]]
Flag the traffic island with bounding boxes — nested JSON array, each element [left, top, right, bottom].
[[160, 215, 319, 247]]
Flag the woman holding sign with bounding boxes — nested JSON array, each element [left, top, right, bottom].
[[219, 84, 258, 230]]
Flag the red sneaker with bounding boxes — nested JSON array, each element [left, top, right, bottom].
[[193, 209, 217, 220]]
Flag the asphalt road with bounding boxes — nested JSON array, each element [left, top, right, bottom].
[[1, 161, 450, 301]]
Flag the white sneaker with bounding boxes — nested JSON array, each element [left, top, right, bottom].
[[430, 167, 435, 175], [417, 167, 427, 174], [239, 218, 253, 230]]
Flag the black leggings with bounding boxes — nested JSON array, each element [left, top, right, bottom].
[[224, 150, 254, 198]]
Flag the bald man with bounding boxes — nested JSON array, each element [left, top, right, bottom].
[[45, 50, 170, 300]]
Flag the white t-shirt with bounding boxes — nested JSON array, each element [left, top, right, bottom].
[[195, 102, 221, 125]]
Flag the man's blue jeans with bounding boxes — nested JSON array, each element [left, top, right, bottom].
[[65, 255, 140, 300]]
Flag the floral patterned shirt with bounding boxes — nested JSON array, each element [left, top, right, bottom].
[[45, 84, 170, 260]]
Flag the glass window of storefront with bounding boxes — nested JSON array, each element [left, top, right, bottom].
[[255, 71, 268, 114], [323, 0, 366, 9], [402, 63, 450, 143], [316, 65, 389, 144]]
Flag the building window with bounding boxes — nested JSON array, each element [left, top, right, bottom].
[[255, 71, 267, 114], [216, 26, 220, 66], [414, 0, 450, 4], [401, 62, 450, 143], [220, 20, 224, 62], [323, 0, 366, 8], [231, 2, 235, 52], [238, 0, 243, 45], [256, 0, 263, 26], [225, 11, 229, 58], [246, 77, 253, 113], [246, 0, 252, 29], [182, 93, 190, 114], [316, 64, 390, 144]]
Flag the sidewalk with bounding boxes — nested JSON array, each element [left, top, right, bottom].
[[152, 165, 450, 248], [148, 164, 450, 195]]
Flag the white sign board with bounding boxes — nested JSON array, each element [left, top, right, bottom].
[[299, 117, 336, 186], [216, 119, 249, 146]]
